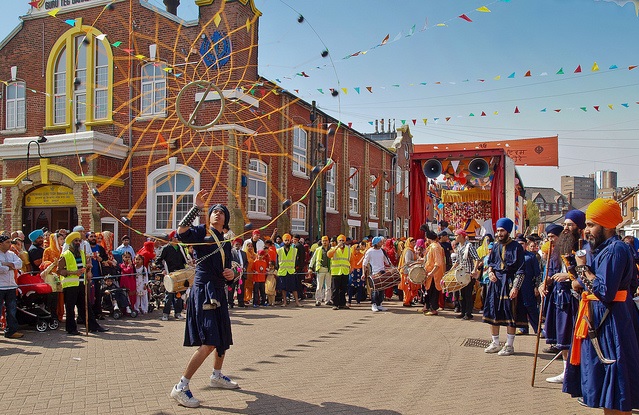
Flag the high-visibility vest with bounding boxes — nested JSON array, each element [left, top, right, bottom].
[[313, 247, 330, 271], [277, 246, 297, 276], [60, 249, 86, 289], [331, 246, 350, 275]]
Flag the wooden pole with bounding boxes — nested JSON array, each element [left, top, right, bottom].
[[531, 241, 553, 387]]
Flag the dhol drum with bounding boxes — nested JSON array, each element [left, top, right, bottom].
[[407, 264, 426, 285], [164, 267, 195, 293], [367, 267, 401, 291], [441, 265, 471, 293]]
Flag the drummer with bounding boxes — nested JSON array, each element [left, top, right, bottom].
[[398, 237, 421, 307], [422, 229, 445, 316], [170, 190, 239, 408], [362, 236, 391, 312], [454, 229, 481, 320]]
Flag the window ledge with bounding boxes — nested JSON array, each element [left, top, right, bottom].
[[1, 128, 27, 135], [248, 212, 272, 221], [292, 171, 309, 180], [349, 212, 361, 217], [136, 114, 167, 122], [85, 119, 113, 127], [326, 208, 339, 215], [370, 215, 379, 220]]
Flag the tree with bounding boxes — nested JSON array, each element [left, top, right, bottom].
[[526, 199, 540, 231]]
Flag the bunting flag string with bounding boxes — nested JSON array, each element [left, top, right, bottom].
[[364, 99, 638, 127], [280, 60, 632, 99]]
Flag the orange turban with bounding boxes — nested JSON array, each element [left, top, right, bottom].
[[586, 198, 623, 229], [282, 233, 292, 242], [337, 234, 346, 242]]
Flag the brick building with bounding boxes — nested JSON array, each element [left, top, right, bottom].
[[0, 0, 410, 245]]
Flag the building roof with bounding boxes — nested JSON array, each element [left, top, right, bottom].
[[527, 186, 568, 205]]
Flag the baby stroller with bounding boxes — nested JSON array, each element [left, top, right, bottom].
[[16, 272, 59, 332], [101, 278, 138, 319]]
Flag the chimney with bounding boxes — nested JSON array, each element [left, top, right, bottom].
[[375, 119, 379, 134], [164, 0, 180, 15]]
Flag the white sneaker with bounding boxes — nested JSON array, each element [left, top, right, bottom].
[[126, 306, 132, 314], [161, 314, 169, 321], [497, 344, 515, 356], [170, 385, 200, 408], [484, 342, 501, 353], [371, 304, 379, 312], [377, 305, 387, 311], [209, 374, 239, 389], [175, 313, 185, 320], [545, 372, 565, 384]]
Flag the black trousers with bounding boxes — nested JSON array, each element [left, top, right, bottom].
[[460, 280, 475, 317], [426, 284, 440, 311], [331, 275, 348, 307], [64, 284, 98, 333]]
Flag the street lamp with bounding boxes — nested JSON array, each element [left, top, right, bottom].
[[21, 135, 47, 186]]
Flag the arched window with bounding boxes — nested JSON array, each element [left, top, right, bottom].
[[248, 159, 268, 215], [140, 62, 167, 116], [146, 163, 200, 234], [6, 81, 25, 130], [383, 180, 391, 221], [46, 19, 113, 132], [291, 202, 307, 233]]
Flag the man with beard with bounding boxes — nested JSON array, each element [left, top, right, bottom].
[[327, 234, 350, 310], [58, 232, 107, 335], [277, 234, 302, 307], [27, 229, 45, 273], [483, 217, 527, 356], [541, 210, 585, 384], [564, 198, 639, 414]]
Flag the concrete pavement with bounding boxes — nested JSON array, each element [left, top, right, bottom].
[[0, 300, 598, 415]]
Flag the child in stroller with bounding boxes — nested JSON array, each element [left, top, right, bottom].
[[15, 271, 59, 332], [100, 276, 137, 319], [146, 267, 165, 313]]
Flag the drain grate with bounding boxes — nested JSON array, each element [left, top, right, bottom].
[[462, 338, 503, 348]]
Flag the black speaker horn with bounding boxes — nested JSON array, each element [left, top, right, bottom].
[[468, 158, 489, 178], [422, 159, 442, 179]]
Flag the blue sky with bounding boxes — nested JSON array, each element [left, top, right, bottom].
[[2, 0, 639, 191]]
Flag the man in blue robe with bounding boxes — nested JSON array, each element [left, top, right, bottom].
[[564, 198, 639, 414], [483, 217, 527, 356]]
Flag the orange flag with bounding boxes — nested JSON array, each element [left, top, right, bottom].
[[371, 175, 382, 188], [157, 132, 168, 147]]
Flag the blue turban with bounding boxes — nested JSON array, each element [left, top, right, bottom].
[[495, 217, 514, 233], [28, 229, 44, 243], [545, 223, 563, 237], [372, 236, 383, 246], [565, 209, 586, 230], [208, 204, 230, 229]]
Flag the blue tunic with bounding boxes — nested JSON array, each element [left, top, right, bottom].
[[544, 254, 579, 350], [483, 239, 528, 328], [563, 235, 639, 411], [178, 225, 233, 356]]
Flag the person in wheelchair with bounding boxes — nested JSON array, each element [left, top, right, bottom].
[[101, 276, 135, 318]]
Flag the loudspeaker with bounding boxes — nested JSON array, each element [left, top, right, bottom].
[[422, 159, 442, 178], [468, 158, 489, 178]]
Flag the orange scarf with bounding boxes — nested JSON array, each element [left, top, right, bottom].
[[570, 290, 627, 365]]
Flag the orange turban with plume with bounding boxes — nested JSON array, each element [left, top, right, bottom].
[[586, 198, 623, 229]]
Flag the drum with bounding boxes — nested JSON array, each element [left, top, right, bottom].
[[441, 265, 471, 293], [367, 267, 401, 291], [407, 264, 426, 285], [164, 267, 195, 293]]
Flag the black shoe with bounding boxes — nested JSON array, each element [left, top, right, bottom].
[[462, 315, 473, 320], [97, 314, 106, 320], [90, 326, 109, 333], [576, 398, 587, 407], [543, 345, 560, 354], [67, 331, 82, 335], [455, 313, 465, 319]]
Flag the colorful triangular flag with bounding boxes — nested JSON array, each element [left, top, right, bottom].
[[47, 8, 60, 17], [524, 70, 531, 77], [514, 106, 520, 113], [459, 14, 472, 22], [574, 65, 582, 73], [366, 86, 372, 93], [622, 103, 629, 108], [594, 106, 600, 112], [591, 62, 599, 72], [507, 72, 515, 78], [423, 118, 428, 125], [556, 68, 564, 75], [476, 6, 491, 12], [380, 34, 390, 45]]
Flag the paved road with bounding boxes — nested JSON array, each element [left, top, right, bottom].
[[0, 300, 598, 415]]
